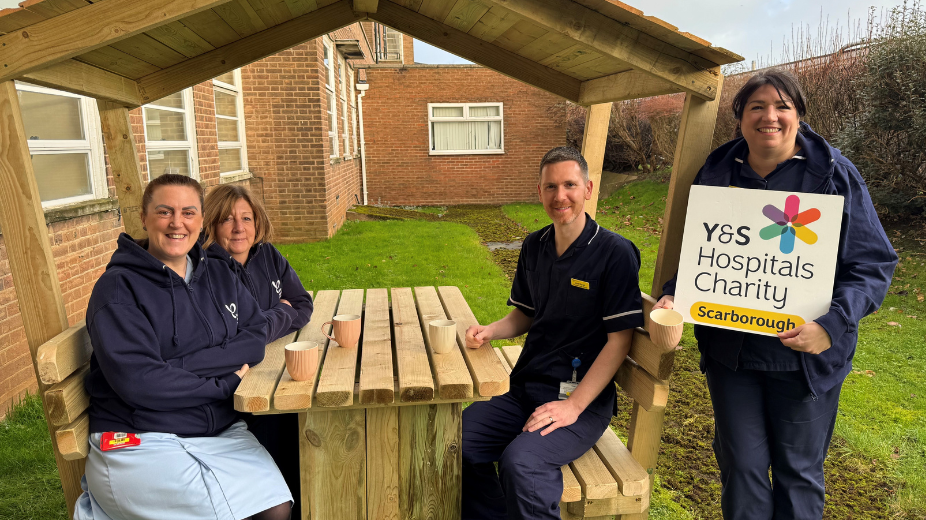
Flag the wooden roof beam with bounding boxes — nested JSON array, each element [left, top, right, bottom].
[[136, 0, 365, 103], [0, 0, 232, 85], [484, 0, 721, 100], [579, 69, 683, 106], [19, 59, 142, 107], [370, 1, 581, 102]]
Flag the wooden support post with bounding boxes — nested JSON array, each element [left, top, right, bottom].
[[0, 80, 85, 516], [622, 402, 667, 520], [302, 409, 366, 520], [580, 102, 612, 219], [97, 100, 146, 239], [651, 82, 723, 296]]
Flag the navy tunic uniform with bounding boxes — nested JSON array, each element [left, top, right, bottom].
[[462, 215, 644, 520]]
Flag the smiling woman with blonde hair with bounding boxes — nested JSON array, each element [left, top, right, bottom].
[[204, 183, 313, 519]]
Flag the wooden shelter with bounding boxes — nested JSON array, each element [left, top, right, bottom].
[[0, 0, 742, 517]]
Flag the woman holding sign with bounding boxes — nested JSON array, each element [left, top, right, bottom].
[[655, 70, 897, 519]]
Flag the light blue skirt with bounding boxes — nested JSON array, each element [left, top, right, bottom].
[[74, 421, 292, 520]]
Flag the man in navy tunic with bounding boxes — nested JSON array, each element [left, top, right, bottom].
[[462, 147, 645, 520]]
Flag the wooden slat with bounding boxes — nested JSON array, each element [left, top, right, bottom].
[[302, 408, 366, 519], [0, 7, 46, 32], [492, 18, 545, 53], [641, 291, 657, 333], [561, 464, 582, 502], [579, 69, 682, 106], [284, 0, 321, 16], [443, 0, 491, 33], [98, 100, 147, 238], [109, 34, 188, 69], [233, 331, 297, 412], [178, 8, 243, 47], [565, 493, 648, 517], [614, 357, 668, 412], [370, 1, 580, 102], [247, 0, 297, 26], [494, 347, 511, 374], [315, 289, 364, 407], [624, 403, 666, 520], [45, 364, 89, 427], [274, 290, 338, 410], [416, 0, 456, 21], [22, 0, 92, 19], [414, 286, 473, 400], [580, 101, 611, 219], [0, 80, 85, 515], [569, 447, 618, 500], [366, 407, 399, 520], [56, 413, 90, 461], [359, 288, 394, 404], [213, 0, 268, 37], [652, 87, 724, 297], [399, 403, 462, 519], [467, 5, 519, 43], [437, 286, 509, 397], [480, 0, 722, 100], [0, 0, 230, 84], [514, 31, 573, 63], [501, 344, 521, 367], [628, 329, 674, 380], [36, 322, 90, 385], [19, 59, 143, 107], [147, 20, 216, 58], [352, 0, 379, 12], [391, 288, 435, 402], [538, 44, 600, 72], [75, 47, 161, 79], [594, 427, 648, 496], [136, 0, 362, 103]]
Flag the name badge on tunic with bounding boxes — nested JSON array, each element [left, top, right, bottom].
[[570, 279, 590, 290]]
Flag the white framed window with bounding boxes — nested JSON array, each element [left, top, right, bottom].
[[384, 28, 403, 61], [349, 69, 358, 155], [339, 56, 350, 157], [142, 88, 199, 179], [213, 69, 248, 176], [428, 103, 504, 155], [323, 40, 338, 158], [15, 82, 106, 208]]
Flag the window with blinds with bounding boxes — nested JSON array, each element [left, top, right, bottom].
[[214, 70, 248, 175], [15, 83, 106, 206], [384, 28, 403, 61], [339, 56, 350, 157], [143, 89, 198, 179], [324, 40, 338, 158], [428, 103, 504, 155]]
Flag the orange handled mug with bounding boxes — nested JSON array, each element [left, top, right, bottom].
[[322, 314, 361, 348]]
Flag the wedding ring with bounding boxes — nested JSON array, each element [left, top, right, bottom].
[[549, 416, 554, 424]]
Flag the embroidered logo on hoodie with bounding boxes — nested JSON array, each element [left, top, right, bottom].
[[272, 280, 282, 298], [225, 303, 238, 320]]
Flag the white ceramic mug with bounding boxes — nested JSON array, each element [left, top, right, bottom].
[[429, 319, 457, 354]]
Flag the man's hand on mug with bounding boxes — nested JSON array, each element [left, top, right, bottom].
[[465, 325, 492, 349], [653, 295, 675, 310]]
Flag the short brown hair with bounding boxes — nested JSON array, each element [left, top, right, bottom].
[[203, 184, 273, 249], [141, 174, 204, 215], [538, 146, 589, 181], [731, 69, 807, 121]]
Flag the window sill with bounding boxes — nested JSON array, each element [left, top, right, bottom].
[[429, 150, 505, 156], [45, 198, 120, 225], [220, 171, 254, 184], [330, 157, 342, 165]]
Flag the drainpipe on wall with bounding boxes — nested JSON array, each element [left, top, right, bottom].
[[357, 83, 370, 205]]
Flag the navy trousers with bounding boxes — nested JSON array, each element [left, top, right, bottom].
[[703, 355, 842, 520], [462, 388, 611, 520]]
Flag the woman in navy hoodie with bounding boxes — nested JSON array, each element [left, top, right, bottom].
[[655, 71, 897, 519], [204, 184, 313, 519], [75, 175, 292, 520]]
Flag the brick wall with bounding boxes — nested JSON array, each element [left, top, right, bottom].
[[361, 65, 566, 206]]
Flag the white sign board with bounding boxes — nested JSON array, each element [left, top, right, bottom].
[[674, 186, 844, 336]]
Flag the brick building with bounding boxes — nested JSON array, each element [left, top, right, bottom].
[[0, 24, 565, 416]]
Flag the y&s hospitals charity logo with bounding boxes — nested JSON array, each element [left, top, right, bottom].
[[760, 195, 821, 254], [674, 187, 843, 337]]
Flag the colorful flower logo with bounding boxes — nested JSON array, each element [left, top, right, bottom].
[[760, 195, 820, 254]]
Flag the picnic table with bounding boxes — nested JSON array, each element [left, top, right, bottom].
[[233, 286, 510, 520]]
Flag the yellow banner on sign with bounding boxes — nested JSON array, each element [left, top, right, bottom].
[[690, 302, 805, 334]]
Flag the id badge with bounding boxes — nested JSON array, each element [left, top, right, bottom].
[[100, 432, 141, 451], [558, 381, 579, 400]]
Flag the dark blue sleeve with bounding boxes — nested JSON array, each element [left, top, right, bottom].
[[508, 237, 536, 317], [271, 244, 313, 335], [600, 239, 644, 332]]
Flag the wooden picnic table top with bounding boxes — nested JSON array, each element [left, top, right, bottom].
[[233, 286, 510, 414]]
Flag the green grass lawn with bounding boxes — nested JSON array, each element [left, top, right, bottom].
[[504, 180, 926, 519]]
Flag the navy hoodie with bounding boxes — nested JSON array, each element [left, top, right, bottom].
[[662, 122, 898, 397], [84, 234, 268, 436], [206, 242, 313, 342]]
